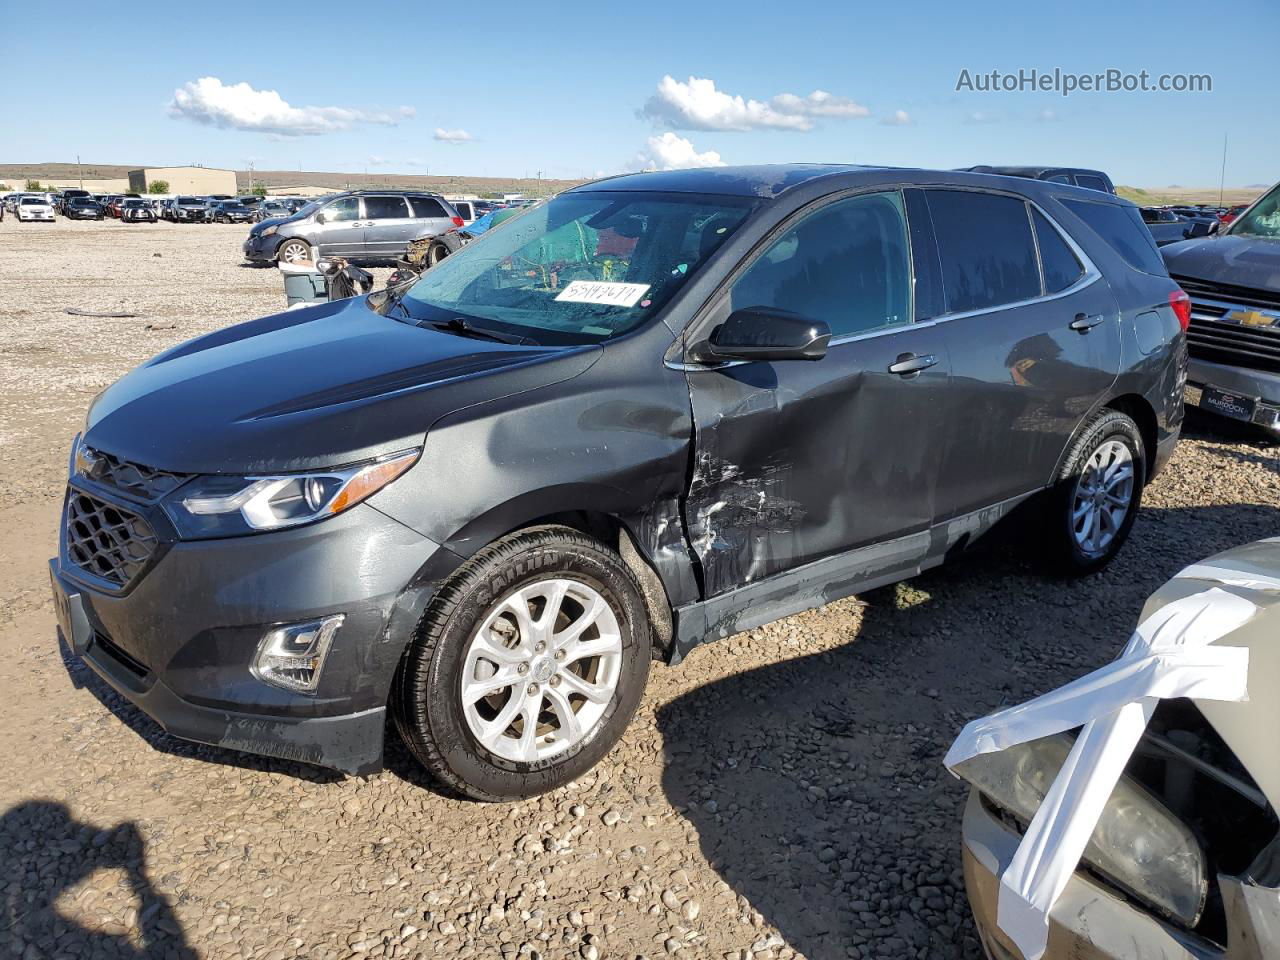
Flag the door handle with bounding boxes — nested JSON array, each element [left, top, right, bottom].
[[1069, 313, 1106, 332], [887, 353, 939, 376]]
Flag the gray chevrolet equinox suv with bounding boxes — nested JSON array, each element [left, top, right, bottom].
[[243, 190, 463, 265], [52, 165, 1187, 800]]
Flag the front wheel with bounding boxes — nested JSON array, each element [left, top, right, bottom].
[[1042, 409, 1145, 575], [277, 239, 311, 265], [393, 525, 652, 801]]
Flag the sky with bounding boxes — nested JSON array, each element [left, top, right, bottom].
[[3, 0, 1277, 187]]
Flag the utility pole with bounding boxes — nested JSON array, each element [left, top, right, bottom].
[[1218, 133, 1228, 208], [77, 154, 83, 190]]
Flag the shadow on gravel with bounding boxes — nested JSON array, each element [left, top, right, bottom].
[[57, 632, 342, 785], [0, 801, 195, 958], [656, 502, 1278, 960]]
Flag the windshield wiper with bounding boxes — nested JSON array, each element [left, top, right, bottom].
[[424, 316, 538, 346]]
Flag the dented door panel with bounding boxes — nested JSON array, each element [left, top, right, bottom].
[[683, 330, 950, 598]]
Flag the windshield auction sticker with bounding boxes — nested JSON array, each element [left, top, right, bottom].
[[554, 281, 650, 308]]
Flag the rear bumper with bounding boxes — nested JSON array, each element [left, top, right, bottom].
[[1186, 358, 1280, 436], [961, 791, 1221, 959]]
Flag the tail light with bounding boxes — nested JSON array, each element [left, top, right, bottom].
[[1170, 289, 1192, 332], [451, 216, 465, 228]]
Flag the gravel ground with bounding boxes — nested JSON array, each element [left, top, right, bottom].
[[0, 217, 1276, 960]]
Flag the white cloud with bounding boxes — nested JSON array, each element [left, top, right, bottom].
[[1037, 107, 1059, 122], [367, 155, 391, 166], [880, 109, 913, 126], [629, 133, 726, 172], [640, 75, 868, 132], [169, 77, 414, 137], [965, 110, 1000, 124], [434, 128, 473, 143]]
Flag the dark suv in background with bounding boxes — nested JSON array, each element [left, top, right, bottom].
[[1162, 178, 1280, 438], [243, 190, 464, 265], [51, 165, 1186, 800], [961, 165, 1117, 194]]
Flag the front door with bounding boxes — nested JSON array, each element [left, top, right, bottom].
[[312, 196, 364, 258], [682, 190, 950, 597], [918, 188, 1121, 519]]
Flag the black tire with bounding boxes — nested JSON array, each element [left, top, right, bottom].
[[393, 525, 652, 801], [1042, 408, 1145, 575], [427, 242, 450, 267], [277, 239, 311, 265]]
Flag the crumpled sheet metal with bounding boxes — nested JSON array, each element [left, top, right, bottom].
[[945, 568, 1266, 960]]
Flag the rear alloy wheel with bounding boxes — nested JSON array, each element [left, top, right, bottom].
[[393, 525, 651, 800], [277, 239, 311, 265], [1044, 409, 1145, 575]]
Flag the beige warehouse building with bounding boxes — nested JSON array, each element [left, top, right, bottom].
[[128, 166, 237, 195]]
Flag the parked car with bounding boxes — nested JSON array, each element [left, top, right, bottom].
[[119, 198, 158, 223], [209, 200, 255, 224], [1218, 203, 1250, 225], [242, 190, 464, 265], [1140, 206, 1211, 246], [63, 197, 105, 220], [445, 199, 480, 223], [961, 165, 1117, 194], [421, 205, 528, 266], [955, 537, 1280, 960], [168, 196, 209, 222], [253, 199, 294, 222], [52, 165, 1187, 800], [1162, 178, 1280, 439], [15, 196, 55, 222]]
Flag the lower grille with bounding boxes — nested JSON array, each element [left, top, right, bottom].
[[64, 490, 158, 588]]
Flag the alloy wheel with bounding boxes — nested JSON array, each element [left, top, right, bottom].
[[1071, 439, 1135, 556], [460, 578, 622, 763]]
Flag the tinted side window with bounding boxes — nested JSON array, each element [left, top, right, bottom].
[[325, 197, 360, 221], [1061, 199, 1167, 276], [925, 190, 1040, 313], [730, 191, 912, 338], [1032, 209, 1085, 294], [1045, 174, 1073, 184], [1074, 175, 1110, 193], [363, 196, 410, 219], [452, 201, 472, 220], [411, 197, 447, 218]]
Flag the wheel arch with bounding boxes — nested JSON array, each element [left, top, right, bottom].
[[1051, 392, 1159, 485]]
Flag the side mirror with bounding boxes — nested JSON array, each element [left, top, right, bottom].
[[691, 307, 831, 363], [314, 211, 326, 224]]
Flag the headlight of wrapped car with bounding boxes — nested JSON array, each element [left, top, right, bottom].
[[163, 449, 419, 539], [261, 225, 278, 237], [954, 734, 1208, 927]]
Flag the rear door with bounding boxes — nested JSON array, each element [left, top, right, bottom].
[[683, 189, 951, 596], [358, 195, 417, 258], [920, 188, 1120, 519], [311, 196, 363, 257]]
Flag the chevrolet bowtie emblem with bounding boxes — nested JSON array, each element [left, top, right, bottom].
[[1226, 309, 1280, 328]]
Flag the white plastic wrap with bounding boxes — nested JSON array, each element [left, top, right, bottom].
[[945, 583, 1260, 960]]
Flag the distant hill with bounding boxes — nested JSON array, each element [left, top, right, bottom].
[[1117, 184, 1262, 206]]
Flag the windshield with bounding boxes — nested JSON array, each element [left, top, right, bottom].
[[178, 198, 203, 206], [21, 198, 42, 205], [1229, 185, 1280, 239], [399, 191, 757, 344]]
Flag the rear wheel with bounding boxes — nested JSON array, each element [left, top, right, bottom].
[[393, 525, 651, 801], [427, 242, 450, 267], [277, 239, 311, 265], [1042, 409, 1145, 575]]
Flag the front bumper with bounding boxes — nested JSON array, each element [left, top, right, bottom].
[[1185, 359, 1280, 436], [962, 791, 1222, 959], [243, 232, 283, 262], [51, 494, 461, 774]]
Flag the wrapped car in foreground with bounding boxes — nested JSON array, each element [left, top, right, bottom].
[[953, 538, 1280, 959]]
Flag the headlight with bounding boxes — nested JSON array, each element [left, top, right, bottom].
[[163, 448, 419, 538], [262, 225, 278, 237], [954, 734, 1207, 927]]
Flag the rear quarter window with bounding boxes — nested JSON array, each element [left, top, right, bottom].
[[1061, 199, 1168, 277], [411, 197, 447, 219]]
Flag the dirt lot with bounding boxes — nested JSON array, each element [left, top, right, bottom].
[[0, 218, 1276, 960]]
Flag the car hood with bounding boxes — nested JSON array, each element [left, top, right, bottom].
[[249, 216, 296, 236], [83, 296, 599, 474], [1162, 233, 1280, 294]]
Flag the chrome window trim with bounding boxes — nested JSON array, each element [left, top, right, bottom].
[[671, 190, 1102, 369]]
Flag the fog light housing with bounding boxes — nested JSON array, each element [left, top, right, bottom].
[[252, 615, 344, 694]]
